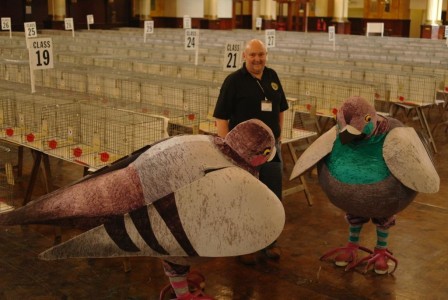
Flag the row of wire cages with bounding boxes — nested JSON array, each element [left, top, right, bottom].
[[39, 103, 168, 168], [4, 66, 214, 134], [296, 76, 377, 118], [0, 60, 212, 136], [0, 143, 15, 213], [1, 90, 169, 168]]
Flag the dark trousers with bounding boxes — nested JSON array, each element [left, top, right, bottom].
[[258, 142, 283, 200]]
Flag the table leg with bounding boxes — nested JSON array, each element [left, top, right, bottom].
[[282, 142, 313, 206]]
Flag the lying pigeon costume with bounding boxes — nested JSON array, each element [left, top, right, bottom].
[[0, 119, 285, 299]]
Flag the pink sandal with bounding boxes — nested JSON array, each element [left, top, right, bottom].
[[355, 247, 398, 274], [320, 242, 373, 271]]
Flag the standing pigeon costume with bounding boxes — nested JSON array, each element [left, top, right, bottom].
[[0, 119, 285, 299], [290, 96, 439, 274]]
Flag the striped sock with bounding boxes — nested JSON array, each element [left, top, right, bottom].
[[169, 275, 190, 298], [348, 224, 363, 244], [376, 227, 389, 249]]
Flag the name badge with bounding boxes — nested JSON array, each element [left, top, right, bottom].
[[261, 99, 272, 112]]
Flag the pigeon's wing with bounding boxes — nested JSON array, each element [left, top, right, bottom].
[[383, 127, 439, 193], [39, 166, 285, 260], [74, 143, 153, 184], [290, 126, 337, 180]]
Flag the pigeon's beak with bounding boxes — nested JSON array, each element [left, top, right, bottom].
[[339, 125, 362, 144]]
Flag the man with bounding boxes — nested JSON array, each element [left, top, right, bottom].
[[213, 38, 289, 264]]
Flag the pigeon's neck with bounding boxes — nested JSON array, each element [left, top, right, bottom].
[[213, 136, 258, 177], [373, 115, 397, 136]]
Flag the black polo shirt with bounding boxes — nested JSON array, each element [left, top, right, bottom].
[[213, 63, 289, 139]]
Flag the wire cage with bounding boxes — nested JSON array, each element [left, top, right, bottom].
[[178, 64, 197, 80], [280, 76, 300, 98], [121, 101, 196, 137], [9, 93, 71, 149], [282, 95, 319, 141], [364, 70, 391, 102], [1, 62, 28, 84], [120, 78, 142, 103], [298, 76, 376, 118], [197, 85, 221, 135], [69, 104, 168, 168], [0, 91, 16, 139], [137, 81, 208, 134], [40, 102, 82, 160], [387, 74, 438, 106], [0, 143, 15, 212], [58, 70, 88, 93]]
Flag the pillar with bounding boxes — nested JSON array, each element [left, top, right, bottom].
[[331, 0, 350, 34], [260, 0, 276, 29], [204, 0, 218, 19], [252, 0, 261, 30], [421, 0, 443, 39], [204, 0, 220, 29], [47, 0, 66, 29], [140, 0, 151, 20]]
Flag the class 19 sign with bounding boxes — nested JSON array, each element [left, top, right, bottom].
[[29, 37, 54, 70]]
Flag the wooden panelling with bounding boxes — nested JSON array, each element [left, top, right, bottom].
[[0, 0, 25, 31], [349, 18, 410, 37]]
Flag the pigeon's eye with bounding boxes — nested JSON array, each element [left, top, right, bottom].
[[364, 115, 372, 123], [263, 148, 271, 156]]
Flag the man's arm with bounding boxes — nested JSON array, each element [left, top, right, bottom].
[[215, 118, 230, 138]]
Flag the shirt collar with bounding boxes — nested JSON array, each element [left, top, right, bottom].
[[241, 62, 265, 80]]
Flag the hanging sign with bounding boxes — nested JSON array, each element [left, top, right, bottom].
[[223, 41, 244, 71], [328, 26, 335, 41], [86, 14, 94, 30], [144, 20, 154, 43], [29, 37, 54, 70], [183, 15, 191, 29], [265, 29, 276, 48], [64, 18, 75, 37], [256, 17, 262, 30], [28, 37, 54, 93], [24, 21, 37, 39], [144, 20, 154, 34], [185, 29, 199, 51], [1, 17, 12, 38]]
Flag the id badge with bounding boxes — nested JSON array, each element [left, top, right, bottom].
[[261, 99, 272, 112]]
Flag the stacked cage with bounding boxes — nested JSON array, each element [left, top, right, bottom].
[[387, 74, 438, 106], [282, 95, 318, 141], [0, 144, 15, 212], [150, 83, 209, 135], [11, 93, 71, 149], [71, 104, 167, 168], [0, 91, 16, 140], [197, 84, 221, 135], [298, 76, 376, 118]]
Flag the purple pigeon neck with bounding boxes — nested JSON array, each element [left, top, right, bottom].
[[374, 115, 403, 136], [213, 136, 259, 177]]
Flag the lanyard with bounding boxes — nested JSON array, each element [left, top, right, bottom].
[[255, 78, 268, 100]]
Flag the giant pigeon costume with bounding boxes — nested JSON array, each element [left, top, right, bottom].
[[290, 96, 439, 274], [0, 119, 285, 299]]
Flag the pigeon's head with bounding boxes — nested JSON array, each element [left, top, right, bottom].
[[336, 96, 378, 144], [225, 119, 276, 167]]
